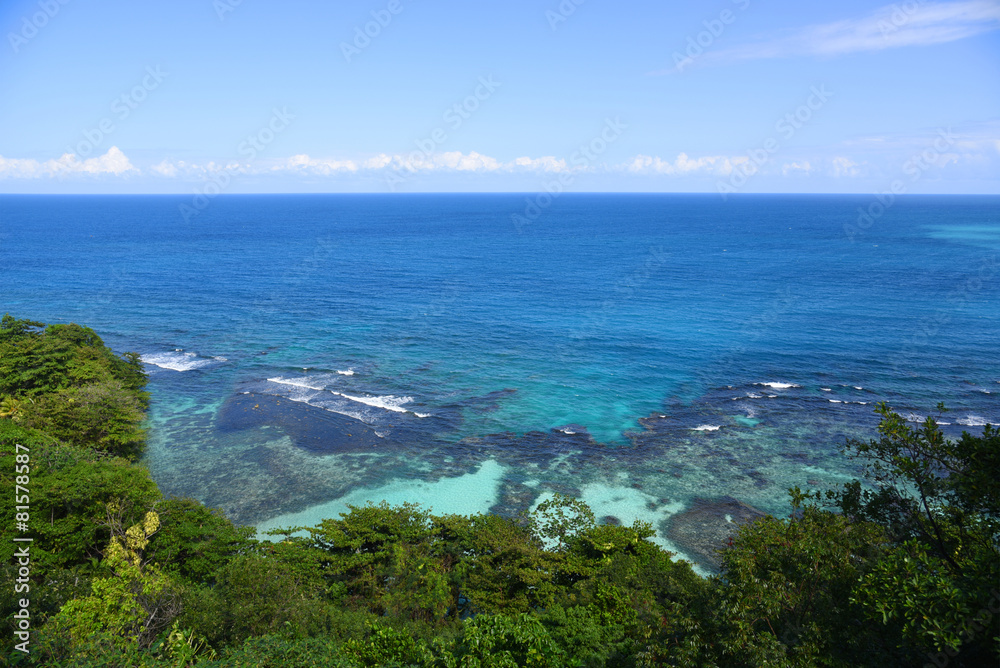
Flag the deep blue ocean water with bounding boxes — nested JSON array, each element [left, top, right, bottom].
[[2, 194, 998, 568]]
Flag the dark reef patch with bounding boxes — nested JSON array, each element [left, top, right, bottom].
[[458, 388, 518, 414], [667, 496, 766, 572], [455, 428, 608, 472], [216, 392, 385, 453]]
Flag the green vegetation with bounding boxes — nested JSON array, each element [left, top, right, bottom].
[[0, 314, 148, 459], [1, 314, 997, 667]]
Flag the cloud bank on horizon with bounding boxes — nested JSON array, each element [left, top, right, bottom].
[[0, 0, 997, 194]]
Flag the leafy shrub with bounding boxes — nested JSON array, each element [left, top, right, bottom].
[[0, 420, 160, 573], [454, 613, 565, 667], [146, 498, 256, 587]]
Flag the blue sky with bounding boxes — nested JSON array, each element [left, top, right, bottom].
[[0, 0, 997, 193]]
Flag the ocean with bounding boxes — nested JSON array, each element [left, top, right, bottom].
[[2, 193, 997, 569]]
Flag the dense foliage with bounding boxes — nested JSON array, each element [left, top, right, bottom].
[[0, 315, 148, 459], [1, 314, 997, 667]]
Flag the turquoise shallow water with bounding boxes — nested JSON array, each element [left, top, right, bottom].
[[2, 193, 998, 567]]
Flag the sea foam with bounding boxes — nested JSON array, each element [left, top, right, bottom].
[[142, 351, 216, 372], [331, 391, 431, 418], [755, 382, 800, 389], [957, 415, 989, 427], [267, 377, 326, 391]]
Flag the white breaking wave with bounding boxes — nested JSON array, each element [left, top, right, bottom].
[[957, 415, 990, 427], [829, 399, 844, 403], [755, 382, 800, 389], [820, 388, 832, 392], [267, 377, 326, 391], [142, 351, 216, 372], [331, 391, 430, 418], [263, 391, 384, 436], [560, 429, 577, 435], [336, 369, 355, 376], [691, 425, 721, 431]]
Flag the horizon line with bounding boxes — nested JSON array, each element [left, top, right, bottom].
[[2, 191, 999, 197]]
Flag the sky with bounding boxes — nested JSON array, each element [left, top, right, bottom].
[[0, 0, 997, 194]]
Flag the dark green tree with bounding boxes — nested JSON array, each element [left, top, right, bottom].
[[837, 403, 1000, 663]]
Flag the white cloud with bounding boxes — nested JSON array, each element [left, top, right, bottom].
[[257, 151, 570, 176], [835, 122, 1000, 180], [623, 153, 741, 175], [281, 154, 359, 174], [363, 154, 393, 170], [261, 151, 765, 178], [831, 156, 862, 177], [434, 151, 503, 171], [513, 155, 569, 172], [657, 1, 1000, 72], [782, 161, 813, 175], [146, 159, 250, 179], [2, 137, 989, 188], [0, 146, 137, 178], [0, 156, 43, 178], [150, 160, 178, 177]]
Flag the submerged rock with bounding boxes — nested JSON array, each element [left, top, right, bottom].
[[667, 496, 766, 572], [216, 392, 384, 453], [460, 388, 518, 413]]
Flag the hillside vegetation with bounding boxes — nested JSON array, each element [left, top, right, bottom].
[[1, 314, 997, 667]]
